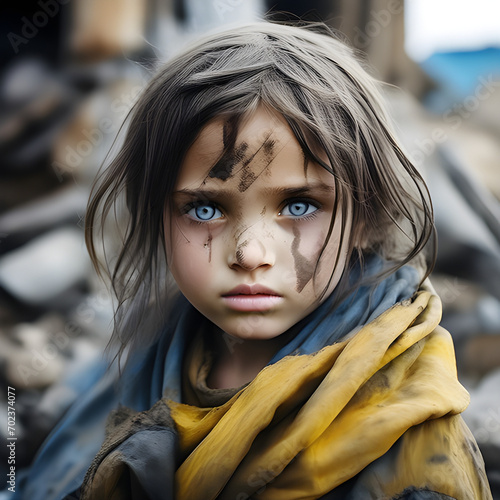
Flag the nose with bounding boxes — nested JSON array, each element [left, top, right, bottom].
[[228, 235, 274, 272]]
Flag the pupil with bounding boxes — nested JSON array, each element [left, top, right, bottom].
[[196, 205, 215, 219], [292, 203, 306, 215]]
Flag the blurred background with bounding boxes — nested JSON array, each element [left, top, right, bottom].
[[0, 0, 499, 494]]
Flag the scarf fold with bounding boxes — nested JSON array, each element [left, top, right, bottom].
[[80, 288, 492, 500]]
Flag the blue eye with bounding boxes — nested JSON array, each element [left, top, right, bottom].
[[188, 204, 223, 221], [281, 201, 318, 218]]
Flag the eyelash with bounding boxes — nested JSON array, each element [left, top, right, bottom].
[[182, 197, 321, 224], [296, 211, 318, 221], [279, 198, 321, 221], [183, 201, 223, 225]]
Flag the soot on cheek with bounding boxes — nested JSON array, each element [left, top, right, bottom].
[[291, 226, 315, 293], [204, 230, 213, 263]]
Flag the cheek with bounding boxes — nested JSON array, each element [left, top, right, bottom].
[[290, 226, 316, 293], [292, 222, 327, 258], [169, 240, 215, 299], [164, 218, 215, 288], [289, 215, 345, 295], [317, 218, 350, 294], [289, 221, 329, 294], [165, 217, 216, 264]]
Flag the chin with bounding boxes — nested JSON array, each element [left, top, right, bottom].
[[218, 317, 291, 342]]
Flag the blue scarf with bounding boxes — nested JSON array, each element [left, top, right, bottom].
[[10, 258, 420, 500]]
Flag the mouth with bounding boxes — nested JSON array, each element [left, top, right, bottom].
[[221, 284, 283, 312]]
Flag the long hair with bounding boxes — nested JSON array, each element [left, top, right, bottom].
[[85, 21, 435, 361]]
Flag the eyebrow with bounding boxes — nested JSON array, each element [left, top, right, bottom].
[[173, 182, 335, 199]]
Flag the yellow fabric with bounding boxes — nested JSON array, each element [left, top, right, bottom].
[[169, 291, 492, 500]]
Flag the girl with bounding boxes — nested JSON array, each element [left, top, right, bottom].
[[16, 22, 492, 500]]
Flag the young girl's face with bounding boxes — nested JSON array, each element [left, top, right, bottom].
[[165, 107, 351, 341]]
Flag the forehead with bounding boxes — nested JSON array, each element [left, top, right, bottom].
[[175, 107, 334, 191]]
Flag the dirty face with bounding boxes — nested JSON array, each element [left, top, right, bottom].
[[164, 107, 351, 341]]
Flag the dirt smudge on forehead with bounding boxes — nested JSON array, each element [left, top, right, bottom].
[[291, 225, 315, 293], [206, 122, 280, 192], [238, 136, 276, 192], [222, 118, 236, 149], [209, 143, 248, 181], [207, 118, 247, 181], [238, 164, 257, 192], [263, 138, 275, 156]]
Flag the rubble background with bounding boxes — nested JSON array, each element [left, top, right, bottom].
[[0, 0, 499, 496]]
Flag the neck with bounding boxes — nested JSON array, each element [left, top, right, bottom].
[[206, 328, 292, 390]]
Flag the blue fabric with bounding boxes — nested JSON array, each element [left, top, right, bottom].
[[9, 362, 117, 500], [103, 427, 177, 499], [6, 257, 420, 500]]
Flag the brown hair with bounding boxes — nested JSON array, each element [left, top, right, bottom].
[[85, 21, 435, 359]]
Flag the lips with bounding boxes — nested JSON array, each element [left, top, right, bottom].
[[223, 284, 280, 297], [221, 284, 283, 312]]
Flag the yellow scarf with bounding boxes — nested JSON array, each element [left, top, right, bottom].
[[82, 290, 492, 499]]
